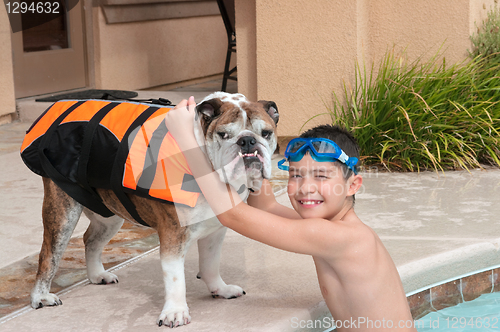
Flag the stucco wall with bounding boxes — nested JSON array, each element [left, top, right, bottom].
[[93, 8, 228, 90], [0, 10, 16, 118], [367, 0, 494, 66], [237, 0, 497, 137], [254, 0, 360, 137]]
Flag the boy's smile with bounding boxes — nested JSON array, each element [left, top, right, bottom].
[[299, 199, 324, 207], [287, 153, 361, 220]]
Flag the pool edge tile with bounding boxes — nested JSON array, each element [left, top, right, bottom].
[[430, 280, 462, 311], [408, 289, 434, 320], [461, 270, 494, 302], [492, 268, 500, 292]]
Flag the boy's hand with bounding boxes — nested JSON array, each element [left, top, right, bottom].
[[164, 96, 198, 151]]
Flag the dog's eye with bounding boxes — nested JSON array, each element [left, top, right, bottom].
[[217, 132, 229, 140], [262, 130, 273, 139]]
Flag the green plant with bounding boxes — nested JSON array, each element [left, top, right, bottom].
[[324, 50, 500, 172], [470, 6, 500, 60]]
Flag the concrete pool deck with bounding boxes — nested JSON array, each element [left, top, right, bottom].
[[1, 82, 500, 331]]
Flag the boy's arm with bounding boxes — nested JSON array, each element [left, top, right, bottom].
[[164, 99, 347, 257], [217, 195, 347, 257], [247, 179, 301, 219], [183, 148, 345, 256]]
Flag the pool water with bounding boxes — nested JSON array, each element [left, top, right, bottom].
[[417, 291, 500, 331]]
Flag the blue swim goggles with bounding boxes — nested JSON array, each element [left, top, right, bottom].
[[277, 138, 358, 174]]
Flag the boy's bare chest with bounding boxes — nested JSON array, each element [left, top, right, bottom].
[[313, 257, 342, 299]]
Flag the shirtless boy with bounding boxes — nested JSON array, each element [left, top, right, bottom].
[[165, 97, 416, 331]]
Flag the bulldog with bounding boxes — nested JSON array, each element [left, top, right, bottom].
[[21, 92, 279, 327]]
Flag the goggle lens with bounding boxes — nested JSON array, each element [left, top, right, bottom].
[[288, 141, 306, 154], [312, 140, 338, 154]]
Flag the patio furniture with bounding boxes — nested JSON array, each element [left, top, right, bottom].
[[217, 0, 237, 91]]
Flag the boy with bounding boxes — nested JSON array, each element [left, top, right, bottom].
[[165, 97, 416, 331]]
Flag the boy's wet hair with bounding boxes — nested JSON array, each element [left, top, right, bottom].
[[300, 124, 360, 179], [299, 124, 360, 204]]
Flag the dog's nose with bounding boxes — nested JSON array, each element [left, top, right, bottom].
[[237, 136, 256, 151]]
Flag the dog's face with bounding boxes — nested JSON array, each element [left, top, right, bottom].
[[193, 92, 279, 192]]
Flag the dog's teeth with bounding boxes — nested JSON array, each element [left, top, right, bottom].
[[238, 151, 243, 158], [253, 150, 258, 156]]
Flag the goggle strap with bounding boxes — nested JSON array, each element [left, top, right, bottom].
[[277, 158, 289, 171]]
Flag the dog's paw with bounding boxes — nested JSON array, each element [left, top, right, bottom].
[[30, 293, 63, 309], [157, 306, 191, 328], [89, 271, 119, 285], [211, 284, 246, 299]]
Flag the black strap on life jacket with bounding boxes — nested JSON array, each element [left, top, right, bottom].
[[38, 101, 116, 217], [110, 106, 161, 227], [77, 102, 120, 208]]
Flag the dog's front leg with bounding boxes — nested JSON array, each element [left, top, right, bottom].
[[157, 235, 191, 327], [197, 226, 245, 299]]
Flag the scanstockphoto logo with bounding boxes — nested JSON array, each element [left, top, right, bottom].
[[291, 316, 419, 330], [3, 0, 79, 33]]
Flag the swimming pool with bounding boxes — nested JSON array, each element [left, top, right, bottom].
[[416, 291, 500, 331]]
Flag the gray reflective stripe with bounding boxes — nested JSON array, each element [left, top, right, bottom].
[[180, 173, 202, 193], [337, 151, 349, 163], [136, 120, 169, 193]]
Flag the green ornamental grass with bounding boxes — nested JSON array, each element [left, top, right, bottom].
[[470, 6, 500, 60], [322, 50, 500, 172]]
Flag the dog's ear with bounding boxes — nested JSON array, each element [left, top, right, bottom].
[[258, 100, 279, 125], [196, 98, 223, 135]]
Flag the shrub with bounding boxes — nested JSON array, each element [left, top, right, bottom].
[[324, 50, 500, 172], [470, 6, 500, 60]]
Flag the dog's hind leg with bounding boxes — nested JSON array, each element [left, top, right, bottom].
[[197, 226, 245, 299], [30, 178, 83, 309], [82, 209, 124, 284]]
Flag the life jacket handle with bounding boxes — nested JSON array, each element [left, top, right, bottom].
[[101, 93, 174, 106]]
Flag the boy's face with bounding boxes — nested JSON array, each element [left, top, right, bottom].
[[287, 153, 362, 221]]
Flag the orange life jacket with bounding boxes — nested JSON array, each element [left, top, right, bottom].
[[20, 99, 201, 226]]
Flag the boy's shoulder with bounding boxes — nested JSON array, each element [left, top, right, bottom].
[[314, 213, 379, 262], [336, 211, 377, 242], [318, 210, 360, 238], [336, 209, 363, 227]]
